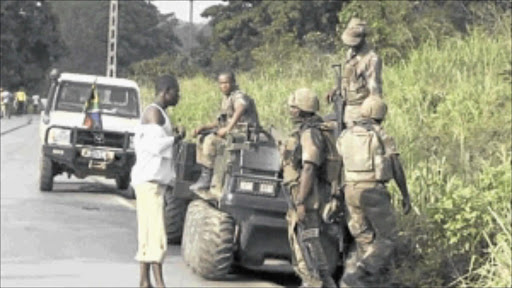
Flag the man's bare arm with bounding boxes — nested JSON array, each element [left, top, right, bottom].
[[296, 162, 316, 205], [225, 101, 246, 132], [142, 106, 165, 125]]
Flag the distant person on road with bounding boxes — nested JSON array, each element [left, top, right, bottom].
[[32, 94, 40, 114], [15, 86, 27, 115], [1, 87, 13, 119], [130, 75, 183, 288]]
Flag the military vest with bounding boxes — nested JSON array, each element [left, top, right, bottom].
[[282, 119, 343, 189], [338, 121, 393, 183]]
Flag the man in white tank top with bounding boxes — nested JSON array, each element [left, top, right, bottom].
[[131, 75, 183, 288]]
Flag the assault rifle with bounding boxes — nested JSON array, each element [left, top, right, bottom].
[[195, 113, 227, 136], [197, 128, 218, 136], [331, 64, 346, 138], [281, 183, 320, 278]]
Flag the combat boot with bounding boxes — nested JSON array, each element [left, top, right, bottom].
[[190, 167, 213, 191]]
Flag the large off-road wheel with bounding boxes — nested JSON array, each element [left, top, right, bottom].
[[182, 199, 235, 279], [164, 188, 189, 244], [39, 154, 54, 191], [182, 200, 203, 265]]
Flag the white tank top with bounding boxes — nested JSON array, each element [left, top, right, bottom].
[[131, 103, 175, 186], [146, 103, 172, 134]]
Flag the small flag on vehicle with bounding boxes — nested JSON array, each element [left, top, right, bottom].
[[83, 82, 103, 130]]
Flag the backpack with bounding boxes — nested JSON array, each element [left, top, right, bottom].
[[295, 122, 343, 195], [339, 122, 393, 183]]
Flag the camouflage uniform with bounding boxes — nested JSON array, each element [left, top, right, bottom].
[[336, 107, 399, 287], [282, 88, 338, 288], [339, 18, 383, 127], [196, 89, 259, 168]]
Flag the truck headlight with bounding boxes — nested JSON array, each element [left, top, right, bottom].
[[239, 180, 254, 191], [237, 179, 276, 196], [48, 128, 71, 145], [259, 182, 276, 195]]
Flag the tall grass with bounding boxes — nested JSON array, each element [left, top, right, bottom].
[[133, 26, 511, 287]]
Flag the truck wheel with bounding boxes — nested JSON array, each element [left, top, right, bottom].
[[39, 154, 54, 191], [182, 200, 203, 265], [164, 188, 188, 244], [116, 173, 131, 190], [184, 199, 235, 279]]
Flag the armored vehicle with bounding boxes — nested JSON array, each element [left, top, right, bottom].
[[165, 125, 345, 279], [38, 70, 141, 197]]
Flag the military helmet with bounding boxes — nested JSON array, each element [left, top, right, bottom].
[[360, 95, 387, 120], [288, 88, 319, 113], [342, 18, 367, 46]]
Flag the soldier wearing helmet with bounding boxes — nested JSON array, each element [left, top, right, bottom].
[[326, 18, 384, 128], [336, 96, 411, 287], [282, 88, 337, 288]]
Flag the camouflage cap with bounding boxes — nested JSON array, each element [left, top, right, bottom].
[[288, 88, 319, 113], [342, 18, 367, 46]]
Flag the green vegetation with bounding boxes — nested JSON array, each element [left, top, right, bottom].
[[50, 0, 181, 77], [0, 1, 65, 92], [136, 18, 511, 286]]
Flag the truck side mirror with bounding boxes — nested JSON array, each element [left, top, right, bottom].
[[40, 98, 47, 110]]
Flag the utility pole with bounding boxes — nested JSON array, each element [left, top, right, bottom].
[[189, 0, 193, 50], [106, 0, 119, 78]]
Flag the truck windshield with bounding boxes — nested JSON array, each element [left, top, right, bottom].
[[54, 81, 139, 118]]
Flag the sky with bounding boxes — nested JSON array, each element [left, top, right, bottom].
[[151, 0, 224, 23]]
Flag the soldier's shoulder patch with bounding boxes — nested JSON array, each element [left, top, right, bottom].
[[300, 128, 324, 166], [301, 128, 324, 149]]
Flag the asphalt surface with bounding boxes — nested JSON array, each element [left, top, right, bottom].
[[0, 115, 299, 287]]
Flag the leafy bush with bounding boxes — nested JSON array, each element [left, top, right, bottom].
[[134, 18, 511, 287]]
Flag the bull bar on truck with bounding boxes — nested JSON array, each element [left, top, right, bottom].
[[42, 125, 135, 178]]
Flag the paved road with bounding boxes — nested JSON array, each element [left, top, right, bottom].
[[1, 115, 298, 287]]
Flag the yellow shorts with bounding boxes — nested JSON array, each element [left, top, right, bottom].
[[134, 182, 167, 263]]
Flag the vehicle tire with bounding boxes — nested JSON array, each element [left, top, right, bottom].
[[164, 188, 189, 244], [182, 200, 203, 265], [116, 173, 130, 190], [183, 199, 235, 280], [39, 154, 54, 191]]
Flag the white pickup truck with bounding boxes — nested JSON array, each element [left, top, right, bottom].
[[39, 70, 141, 197]]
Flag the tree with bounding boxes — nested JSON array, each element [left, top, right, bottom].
[[338, 0, 511, 64], [0, 0, 65, 93], [197, 0, 344, 73], [50, 0, 181, 77]]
